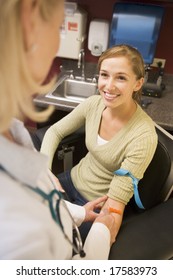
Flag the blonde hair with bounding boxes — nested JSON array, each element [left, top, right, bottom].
[[98, 44, 145, 103], [0, 0, 62, 133]]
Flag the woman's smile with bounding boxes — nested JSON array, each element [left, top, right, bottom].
[[103, 91, 121, 101]]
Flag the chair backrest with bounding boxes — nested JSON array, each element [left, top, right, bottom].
[[131, 124, 173, 211]]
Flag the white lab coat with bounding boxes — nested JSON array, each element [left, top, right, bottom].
[[0, 119, 110, 260]]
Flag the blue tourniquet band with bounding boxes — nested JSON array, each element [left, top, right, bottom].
[[114, 168, 145, 209]]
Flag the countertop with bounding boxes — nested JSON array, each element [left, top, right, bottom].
[[34, 62, 173, 131], [141, 74, 173, 131]]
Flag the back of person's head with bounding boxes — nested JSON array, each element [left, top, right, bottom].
[[0, 0, 63, 133], [98, 44, 145, 103]]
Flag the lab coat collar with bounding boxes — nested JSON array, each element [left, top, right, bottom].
[[0, 119, 49, 188]]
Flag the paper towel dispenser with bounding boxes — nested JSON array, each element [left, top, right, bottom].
[[88, 19, 110, 56], [57, 2, 87, 59], [109, 3, 164, 65]]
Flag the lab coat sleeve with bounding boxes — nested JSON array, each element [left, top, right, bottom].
[[64, 201, 111, 259], [64, 200, 86, 227], [73, 222, 111, 260]]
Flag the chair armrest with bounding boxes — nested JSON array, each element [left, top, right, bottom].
[[109, 198, 173, 260]]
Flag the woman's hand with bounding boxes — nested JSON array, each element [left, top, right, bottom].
[[83, 195, 108, 222]]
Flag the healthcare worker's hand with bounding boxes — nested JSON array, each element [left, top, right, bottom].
[[83, 195, 108, 222], [94, 209, 119, 246]]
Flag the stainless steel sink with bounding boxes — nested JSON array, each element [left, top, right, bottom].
[[46, 75, 98, 103]]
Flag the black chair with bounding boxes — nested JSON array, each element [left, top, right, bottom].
[[30, 123, 173, 259], [29, 125, 87, 174], [109, 124, 173, 260]]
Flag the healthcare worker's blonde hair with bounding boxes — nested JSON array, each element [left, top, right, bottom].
[[0, 0, 62, 133]]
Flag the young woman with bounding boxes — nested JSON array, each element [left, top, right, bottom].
[[41, 44, 158, 240], [0, 0, 117, 260]]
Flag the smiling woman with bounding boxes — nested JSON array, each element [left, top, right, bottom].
[[41, 44, 158, 242], [97, 45, 145, 139]]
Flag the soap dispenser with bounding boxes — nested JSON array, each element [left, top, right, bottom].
[[88, 19, 110, 56]]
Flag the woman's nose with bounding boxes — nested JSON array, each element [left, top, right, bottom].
[[106, 78, 115, 91]]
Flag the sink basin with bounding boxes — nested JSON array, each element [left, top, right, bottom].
[[47, 76, 98, 103]]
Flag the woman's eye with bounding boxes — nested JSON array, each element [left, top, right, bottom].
[[100, 72, 108, 78], [118, 75, 126, 81]]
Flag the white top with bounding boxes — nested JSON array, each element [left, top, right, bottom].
[[0, 119, 110, 260], [97, 134, 108, 145]]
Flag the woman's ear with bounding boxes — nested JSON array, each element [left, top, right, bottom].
[[134, 77, 144, 92], [20, 0, 40, 52]]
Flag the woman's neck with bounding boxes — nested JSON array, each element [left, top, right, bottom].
[[106, 100, 137, 123]]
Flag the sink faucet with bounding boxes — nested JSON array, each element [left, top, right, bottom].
[[59, 65, 74, 79], [78, 49, 85, 80]]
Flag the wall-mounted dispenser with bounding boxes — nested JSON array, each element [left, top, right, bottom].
[[88, 19, 110, 56], [56, 2, 87, 59]]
